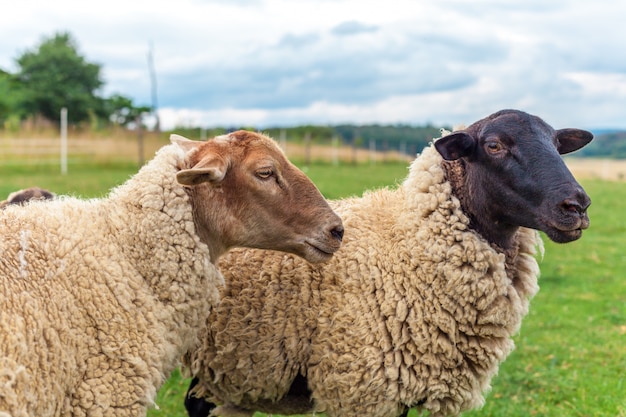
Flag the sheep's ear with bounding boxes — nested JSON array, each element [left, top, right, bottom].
[[171, 134, 202, 152], [177, 157, 228, 186], [434, 132, 475, 160], [556, 128, 593, 155]]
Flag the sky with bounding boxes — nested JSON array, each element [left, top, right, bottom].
[[1, 0, 625, 131]]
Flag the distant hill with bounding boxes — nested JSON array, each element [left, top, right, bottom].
[[577, 131, 626, 159]]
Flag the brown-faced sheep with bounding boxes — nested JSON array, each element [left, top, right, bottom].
[[0, 131, 343, 417], [183, 110, 592, 417]]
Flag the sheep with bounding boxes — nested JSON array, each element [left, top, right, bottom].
[[183, 109, 593, 417], [0, 130, 344, 417], [0, 186, 56, 209]]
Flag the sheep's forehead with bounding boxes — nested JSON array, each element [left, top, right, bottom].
[[212, 132, 286, 160], [212, 134, 231, 144]]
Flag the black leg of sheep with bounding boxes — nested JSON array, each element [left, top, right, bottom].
[[185, 377, 215, 417]]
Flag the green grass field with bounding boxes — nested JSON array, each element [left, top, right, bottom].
[[1, 160, 624, 417]]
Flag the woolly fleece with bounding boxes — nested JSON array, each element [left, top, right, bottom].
[[186, 142, 542, 417], [0, 142, 221, 416]]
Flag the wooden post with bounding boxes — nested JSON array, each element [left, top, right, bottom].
[[60, 107, 68, 175], [136, 115, 144, 167], [304, 131, 311, 166], [280, 129, 287, 154]]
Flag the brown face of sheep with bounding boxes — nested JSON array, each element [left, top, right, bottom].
[[175, 131, 344, 264], [435, 109, 592, 248]]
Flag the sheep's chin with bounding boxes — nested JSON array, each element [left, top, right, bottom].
[[543, 227, 583, 243]]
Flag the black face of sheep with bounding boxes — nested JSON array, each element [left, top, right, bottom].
[[435, 109, 592, 248]]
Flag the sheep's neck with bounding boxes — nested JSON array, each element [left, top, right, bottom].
[[184, 187, 227, 264], [442, 160, 518, 250]]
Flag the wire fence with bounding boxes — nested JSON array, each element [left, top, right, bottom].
[[0, 132, 416, 170]]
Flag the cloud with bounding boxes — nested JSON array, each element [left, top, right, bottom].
[[2, 0, 626, 130], [277, 32, 321, 48], [155, 21, 505, 113], [331, 21, 379, 36]]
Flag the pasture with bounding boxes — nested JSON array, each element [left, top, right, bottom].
[[0, 150, 624, 417]]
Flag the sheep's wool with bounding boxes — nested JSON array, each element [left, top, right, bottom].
[[0, 143, 219, 417], [188, 144, 541, 417]]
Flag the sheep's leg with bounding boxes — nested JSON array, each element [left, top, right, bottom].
[[185, 377, 216, 417]]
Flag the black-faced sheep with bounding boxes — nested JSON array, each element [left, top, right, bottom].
[[183, 110, 593, 417], [0, 130, 343, 417], [0, 186, 56, 209]]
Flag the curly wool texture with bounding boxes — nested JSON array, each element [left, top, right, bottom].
[[186, 143, 542, 417], [0, 143, 220, 417]]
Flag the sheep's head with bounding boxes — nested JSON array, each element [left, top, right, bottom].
[[173, 131, 343, 263], [0, 187, 56, 209], [435, 109, 592, 248]]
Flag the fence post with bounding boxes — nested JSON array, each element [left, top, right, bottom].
[[280, 129, 287, 154], [304, 131, 311, 166], [136, 115, 144, 167], [60, 107, 68, 175]]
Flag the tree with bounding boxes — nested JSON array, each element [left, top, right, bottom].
[[15, 32, 106, 125], [0, 69, 13, 122], [0, 68, 24, 124], [105, 94, 152, 127]]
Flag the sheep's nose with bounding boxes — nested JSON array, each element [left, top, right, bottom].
[[560, 199, 584, 215], [560, 189, 591, 216], [330, 225, 344, 242]]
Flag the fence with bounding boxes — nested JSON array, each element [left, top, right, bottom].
[[0, 133, 415, 169], [0, 133, 168, 168], [2, 132, 626, 181]]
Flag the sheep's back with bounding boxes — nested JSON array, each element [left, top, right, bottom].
[[0, 200, 169, 415]]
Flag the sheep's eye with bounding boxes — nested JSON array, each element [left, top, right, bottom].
[[485, 141, 504, 154], [255, 169, 273, 179]]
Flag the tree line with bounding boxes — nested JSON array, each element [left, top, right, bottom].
[[0, 32, 150, 130], [173, 124, 445, 154], [576, 131, 626, 159]]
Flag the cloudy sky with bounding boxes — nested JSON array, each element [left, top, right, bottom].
[[1, 0, 625, 131]]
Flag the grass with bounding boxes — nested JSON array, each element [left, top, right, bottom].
[[0, 161, 139, 199], [1, 159, 624, 417]]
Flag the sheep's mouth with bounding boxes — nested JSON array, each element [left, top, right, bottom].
[[304, 241, 336, 263], [538, 208, 589, 243], [542, 220, 586, 243]]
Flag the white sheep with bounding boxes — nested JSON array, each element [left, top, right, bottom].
[[184, 110, 593, 417], [0, 130, 343, 417]]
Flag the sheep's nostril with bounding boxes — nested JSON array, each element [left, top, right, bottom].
[[331, 226, 344, 242], [561, 199, 584, 215]]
